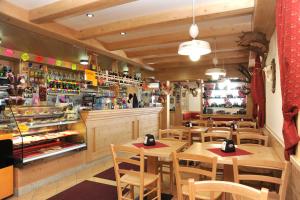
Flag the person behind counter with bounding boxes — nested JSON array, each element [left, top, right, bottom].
[[127, 93, 133, 108], [133, 93, 139, 108]]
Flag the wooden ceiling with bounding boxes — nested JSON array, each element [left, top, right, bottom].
[[1, 0, 276, 72]]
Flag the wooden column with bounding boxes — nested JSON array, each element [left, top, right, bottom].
[[166, 81, 170, 129]]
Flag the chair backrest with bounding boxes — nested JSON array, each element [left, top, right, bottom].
[[173, 152, 218, 200], [188, 179, 269, 200], [213, 121, 230, 127], [237, 121, 257, 128], [192, 120, 208, 127], [201, 131, 231, 143], [233, 158, 290, 200], [236, 133, 269, 146], [111, 144, 145, 199], [236, 128, 263, 134], [159, 129, 183, 141], [209, 127, 232, 133]]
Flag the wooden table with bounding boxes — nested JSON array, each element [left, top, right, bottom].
[[184, 143, 281, 199], [123, 139, 187, 174], [184, 143, 281, 180]]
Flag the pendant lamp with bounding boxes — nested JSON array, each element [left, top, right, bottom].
[[205, 39, 226, 80], [178, 0, 211, 62]]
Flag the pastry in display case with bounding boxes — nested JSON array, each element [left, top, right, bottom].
[[9, 105, 86, 165]]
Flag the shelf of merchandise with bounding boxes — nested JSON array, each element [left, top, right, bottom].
[[202, 80, 248, 115], [98, 72, 142, 86], [22, 143, 87, 164], [24, 120, 80, 129]]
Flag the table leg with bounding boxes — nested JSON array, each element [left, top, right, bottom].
[[146, 156, 159, 199], [223, 164, 234, 200]]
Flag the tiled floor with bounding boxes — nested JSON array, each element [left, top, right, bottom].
[[8, 159, 175, 200]]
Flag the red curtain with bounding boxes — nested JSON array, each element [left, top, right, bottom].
[[251, 56, 265, 128], [276, 0, 300, 160]]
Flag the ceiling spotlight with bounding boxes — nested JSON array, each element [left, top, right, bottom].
[[86, 13, 94, 18], [80, 59, 89, 65], [120, 32, 127, 36]]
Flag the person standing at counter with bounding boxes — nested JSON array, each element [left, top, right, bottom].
[[133, 93, 139, 108], [127, 93, 133, 108]]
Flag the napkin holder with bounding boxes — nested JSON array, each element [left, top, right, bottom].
[[144, 134, 156, 146], [221, 139, 236, 152]]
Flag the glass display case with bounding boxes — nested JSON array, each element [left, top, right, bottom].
[[9, 105, 86, 165]]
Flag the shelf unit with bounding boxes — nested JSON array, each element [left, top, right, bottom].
[[98, 71, 142, 86], [202, 80, 248, 115]]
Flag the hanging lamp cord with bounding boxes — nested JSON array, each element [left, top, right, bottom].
[[192, 0, 195, 25]]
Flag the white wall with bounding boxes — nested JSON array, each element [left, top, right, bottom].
[[265, 31, 284, 143], [187, 90, 201, 112]]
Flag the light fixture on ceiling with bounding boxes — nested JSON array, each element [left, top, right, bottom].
[[80, 59, 89, 65], [205, 39, 226, 80], [120, 32, 127, 36], [178, 0, 211, 62], [205, 68, 226, 80], [86, 13, 94, 18]]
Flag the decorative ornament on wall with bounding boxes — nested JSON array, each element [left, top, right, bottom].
[[161, 82, 173, 95], [56, 60, 62, 66], [189, 88, 198, 97], [35, 55, 44, 63], [4, 49, 14, 57], [237, 32, 269, 56], [48, 58, 55, 65], [263, 58, 276, 93], [240, 85, 251, 95], [21, 53, 30, 62]]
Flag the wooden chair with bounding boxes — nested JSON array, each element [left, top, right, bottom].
[[201, 131, 231, 144], [236, 133, 269, 146], [158, 129, 185, 193], [188, 179, 269, 200], [237, 121, 257, 128], [159, 129, 183, 141], [192, 120, 208, 127], [172, 152, 222, 200], [236, 128, 263, 134], [110, 144, 161, 200], [233, 158, 290, 200], [208, 127, 232, 134], [213, 121, 230, 127]]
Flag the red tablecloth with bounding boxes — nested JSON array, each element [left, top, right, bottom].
[[207, 148, 252, 157], [133, 142, 169, 149]]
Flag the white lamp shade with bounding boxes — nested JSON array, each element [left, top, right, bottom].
[[178, 39, 211, 56], [205, 68, 226, 79]]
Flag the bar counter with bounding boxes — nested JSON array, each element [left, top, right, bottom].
[[14, 107, 163, 195], [81, 107, 163, 161]]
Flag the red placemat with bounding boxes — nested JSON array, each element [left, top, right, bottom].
[[132, 142, 169, 149], [207, 148, 252, 157]]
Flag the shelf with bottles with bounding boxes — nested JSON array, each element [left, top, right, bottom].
[[10, 104, 87, 165], [98, 71, 143, 86]]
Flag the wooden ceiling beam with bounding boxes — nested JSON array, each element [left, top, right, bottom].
[[77, 0, 254, 39], [104, 22, 251, 50], [253, 0, 276, 39], [143, 50, 249, 64], [29, 0, 136, 23], [0, 0, 148, 69], [151, 57, 249, 69], [126, 42, 247, 59]]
